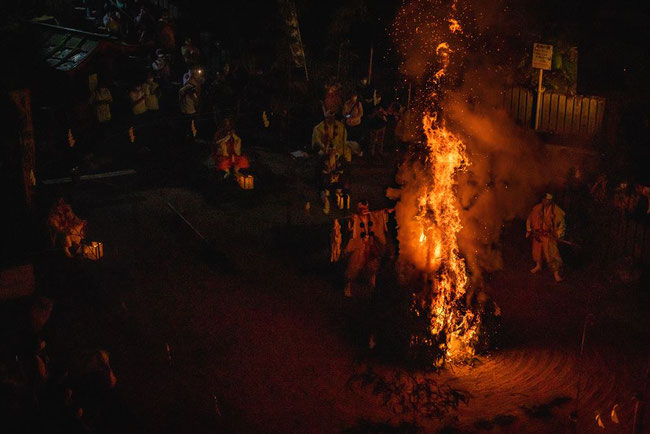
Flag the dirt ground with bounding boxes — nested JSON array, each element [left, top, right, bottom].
[[30, 148, 650, 434]]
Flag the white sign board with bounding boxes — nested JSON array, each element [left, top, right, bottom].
[[532, 43, 553, 70]]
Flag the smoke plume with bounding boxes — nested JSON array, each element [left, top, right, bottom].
[[391, 1, 577, 285]]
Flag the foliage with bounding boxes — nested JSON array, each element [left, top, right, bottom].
[[346, 364, 471, 421]]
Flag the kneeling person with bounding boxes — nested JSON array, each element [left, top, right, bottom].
[[213, 119, 249, 178], [48, 198, 87, 257]]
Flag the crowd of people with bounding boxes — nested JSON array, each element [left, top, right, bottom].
[[97, 1, 175, 47], [590, 175, 650, 219], [0, 295, 123, 432]]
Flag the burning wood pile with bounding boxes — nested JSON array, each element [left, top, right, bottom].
[[395, 116, 481, 366]]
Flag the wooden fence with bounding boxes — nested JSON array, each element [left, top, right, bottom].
[[557, 189, 650, 268], [503, 87, 606, 136]]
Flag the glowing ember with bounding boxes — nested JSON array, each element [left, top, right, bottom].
[[448, 18, 462, 33]]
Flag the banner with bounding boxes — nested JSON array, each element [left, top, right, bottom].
[[278, 0, 308, 76], [9, 89, 36, 208]]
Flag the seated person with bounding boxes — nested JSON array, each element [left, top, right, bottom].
[[48, 198, 87, 257], [312, 111, 351, 163], [181, 37, 201, 66], [213, 119, 249, 178]]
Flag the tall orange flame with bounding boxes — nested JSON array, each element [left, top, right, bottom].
[[393, 0, 481, 364], [413, 116, 478, 361]]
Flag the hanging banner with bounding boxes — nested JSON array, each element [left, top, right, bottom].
[[278, 0, 308, 78], [9, 89, 36, 208]]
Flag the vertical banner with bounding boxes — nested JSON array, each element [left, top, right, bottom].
[[9, 89, 36, 208], [278, 0, 308, 80]]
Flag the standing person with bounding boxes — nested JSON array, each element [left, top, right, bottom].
[[89, 79, 113, 124], [135, 5, 155, 43], [157, 9, 176, 51], [312, 111, 351, 162], [89, 78, 112, 149], [182, 66, 205, 91], [368, 101, 388, 159], [322, 80, 342, 116], [526, 193, 566, 282], [179, 83, 199, 142], [319, 149, 348, 215], [129, 83, 149, 149], [142, 73, 160, 111], [344, 200, 390, 297], [181, 37, 200, 67], [152, 49, 171, 82], [343, 92, 363, 143], [589, 174, 608, 204], [179, 83, 199, 115], [129, 84, 147, 117]]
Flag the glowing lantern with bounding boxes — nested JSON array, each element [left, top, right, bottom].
[[83, 241, 104, 260], [236, 173, 254, 190], [335, 190, 350, 210]]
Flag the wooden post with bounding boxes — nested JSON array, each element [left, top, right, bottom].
[[9, 89, 36, 208], [534, 68, 543, 130], [633, 356, 650, 433]]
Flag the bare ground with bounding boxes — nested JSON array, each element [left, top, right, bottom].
[[34, 155, 650, 434]]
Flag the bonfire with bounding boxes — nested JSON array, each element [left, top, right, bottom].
[[405, 115, 480, 365], [392, 0, 482, 366]]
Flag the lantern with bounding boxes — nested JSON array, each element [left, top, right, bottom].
[[83, 241, 104, 260], [336, 190, 349, 210], [236, 173, 254, 190]]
